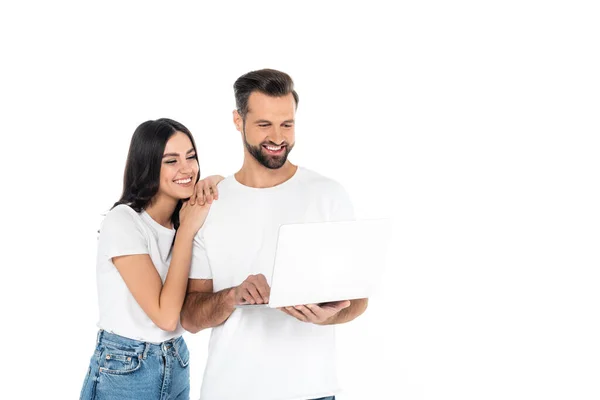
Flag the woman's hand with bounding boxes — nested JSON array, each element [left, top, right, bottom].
[[178, 200, 212, 237], [190, 175, 225, 206]]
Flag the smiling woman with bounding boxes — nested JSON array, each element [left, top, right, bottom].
[[158, 132, 200, 206], [78, 118, 224, 400]]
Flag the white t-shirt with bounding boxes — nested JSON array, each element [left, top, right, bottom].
[[190, 167, 355, 400], [96, 204, 185, 343]]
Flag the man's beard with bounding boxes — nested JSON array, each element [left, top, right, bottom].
[[243, 129, 294, 170]]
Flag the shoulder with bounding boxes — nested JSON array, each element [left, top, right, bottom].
[[211, 175, 238, 194], [101, 204, 144, 232], [297, 167, 349, 198], [105, 204, 141, 222], [97, 205, 151, 256]]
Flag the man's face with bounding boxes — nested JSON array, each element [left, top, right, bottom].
[[234, 91, 296, 169]]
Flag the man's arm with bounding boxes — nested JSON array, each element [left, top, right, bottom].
[[180, 279, 235, 334], [180, 274, 271, 333]]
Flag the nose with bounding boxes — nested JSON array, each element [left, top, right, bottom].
[[270, 126, 285, 145], [180, 159, 195, 175]]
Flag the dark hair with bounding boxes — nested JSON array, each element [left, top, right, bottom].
[[113, 118, 199, 229], [234, 68, 299, 119]]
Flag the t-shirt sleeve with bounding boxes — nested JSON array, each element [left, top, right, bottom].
[[189, 231, 213, 279], [99, 206, 149, 260], [330, 182, 356, 221]]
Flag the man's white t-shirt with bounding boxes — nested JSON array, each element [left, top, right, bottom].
[[190, 167, 355, 400], [96, 204, 185, 343]]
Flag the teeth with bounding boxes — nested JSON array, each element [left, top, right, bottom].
[[266, 146, 282, 151], [175, 178, 192, 184]]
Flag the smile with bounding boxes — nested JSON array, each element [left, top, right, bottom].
[[263, 144, 286, 154], [174, 177, 192, 184]]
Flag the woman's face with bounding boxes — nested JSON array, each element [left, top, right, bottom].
[[157, 131, 199, 201]]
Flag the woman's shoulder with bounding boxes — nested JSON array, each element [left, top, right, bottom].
[[107, 203, 141, 219], [97, 204, 151, 255], [101, 204, 143, 232]]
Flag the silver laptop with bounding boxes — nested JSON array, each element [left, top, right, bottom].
[[235, 218, 392, 309]]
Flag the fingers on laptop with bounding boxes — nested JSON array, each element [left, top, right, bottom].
[[236, 274, 270, 304], [283, 306, 310, 322], [321, 300, 351, 311], [296, 305, 319, 320], [279, 304, 321, 323], [280, 301, 351, 324]]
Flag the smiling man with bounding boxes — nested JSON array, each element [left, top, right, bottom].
[[180, 69, 367, 400]]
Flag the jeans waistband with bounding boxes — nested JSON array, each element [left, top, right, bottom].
[[96, 329, 184, 358]]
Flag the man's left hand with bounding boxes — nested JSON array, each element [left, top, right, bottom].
[[278, 300, 351, 324]]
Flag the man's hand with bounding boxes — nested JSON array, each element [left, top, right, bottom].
[[234, 274, 271, 305], [279, 300, 351, 324]]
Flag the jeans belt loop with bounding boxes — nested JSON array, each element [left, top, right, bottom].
[[142, 342, 150, 359], [96, 329, 104, 345]]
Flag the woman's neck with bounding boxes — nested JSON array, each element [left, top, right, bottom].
[[144, 195, 178, 229]]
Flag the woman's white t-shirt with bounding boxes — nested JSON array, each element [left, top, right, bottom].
[[96, 204, 185, 343]]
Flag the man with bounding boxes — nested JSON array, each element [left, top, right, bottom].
[[181, 69, 368, 400]]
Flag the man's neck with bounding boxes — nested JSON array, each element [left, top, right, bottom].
[[235, 159, 298, 189]]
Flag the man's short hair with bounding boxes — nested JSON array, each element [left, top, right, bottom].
[[234, 69, 299, 119]]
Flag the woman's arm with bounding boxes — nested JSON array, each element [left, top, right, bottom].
[[109, 175, 224, 332], [113, 227, 197, 331]]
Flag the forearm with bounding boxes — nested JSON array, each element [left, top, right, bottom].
[[181, 287, 236, 333], [156, 230, 195, 329], [319, 298, 368, 325]]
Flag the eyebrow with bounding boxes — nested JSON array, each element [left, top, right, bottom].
[[162, 148, 195, 158], [255, 119, 295, 124]]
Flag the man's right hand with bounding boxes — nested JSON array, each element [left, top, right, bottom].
[[234, 274, 270, 305]]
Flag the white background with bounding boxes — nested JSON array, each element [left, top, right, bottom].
[[1, 1, 599, 399]]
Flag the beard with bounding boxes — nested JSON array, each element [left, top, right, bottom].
[[243, 130, 294, 170]]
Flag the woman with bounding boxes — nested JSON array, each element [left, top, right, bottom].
[[80, 118, 223, 400]]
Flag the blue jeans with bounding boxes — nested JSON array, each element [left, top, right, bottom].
[[80, 330, 190, 400]]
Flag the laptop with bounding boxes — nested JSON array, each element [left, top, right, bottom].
[[235, 218, 392, 309]]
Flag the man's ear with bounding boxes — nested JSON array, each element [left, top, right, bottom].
[[233, 109, 243, 132]]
